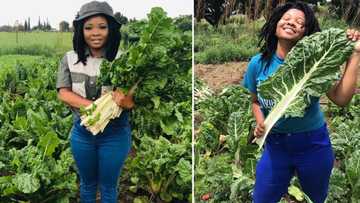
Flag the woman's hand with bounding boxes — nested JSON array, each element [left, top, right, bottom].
[[250, 93, 266, 138], [254, 122, 265, 138], [347, 29, 360, 52], [112, 89, 135, 109], [327, 29, 360, 106]]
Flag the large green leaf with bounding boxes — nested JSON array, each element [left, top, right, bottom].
[[255, 28, 354, 148], [346, 150, 360, 198], [37, 131, 60, 157], [227, 111, 242, 167], [175, 158, 191, 184], [0, 176, 17, 196], [13, 173, 40, 194]]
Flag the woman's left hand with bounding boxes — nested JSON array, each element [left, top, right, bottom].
[[327, 29, 360, 106], [112, 89, 135, 109], [347, 29, 360, 53]]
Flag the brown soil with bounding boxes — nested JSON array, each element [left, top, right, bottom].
[[195, 62, 248, 93]]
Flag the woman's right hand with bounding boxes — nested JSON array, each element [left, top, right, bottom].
[[254, 122, 265, 138], [112, 89, 135, 109]]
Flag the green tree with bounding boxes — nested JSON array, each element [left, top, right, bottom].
[[45, 19, 51, 31], [24, 20, 28, 31], [114, 12, 128, 25], [59, 21, 70, 32], [28, 17, 31, 31], [38, 17, 41, 30]]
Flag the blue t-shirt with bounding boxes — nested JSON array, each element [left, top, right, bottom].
[[242, 53, 325, 133]]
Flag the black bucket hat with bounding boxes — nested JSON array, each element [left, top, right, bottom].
[[73, 1, 120, 26]]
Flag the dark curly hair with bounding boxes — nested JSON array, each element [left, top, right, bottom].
[[72, 14, 121, 65], [258, 1, 321, 70]]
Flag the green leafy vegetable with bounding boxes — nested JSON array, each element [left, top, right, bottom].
[[255, 28, 354, 148], [98, 7, 181, 95]]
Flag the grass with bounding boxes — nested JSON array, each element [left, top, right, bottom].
[[195, 17, 263, 64], [0, 28, 135, 58], [0, 32, 72, 57], [0, 55, 43, 67]]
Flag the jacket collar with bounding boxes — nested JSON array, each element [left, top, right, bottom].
[[85, 47, 105, 58]]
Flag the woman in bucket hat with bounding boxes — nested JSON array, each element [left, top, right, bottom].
[[56, 1, 133, 202]]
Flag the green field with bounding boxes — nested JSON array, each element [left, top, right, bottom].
[[0, 12, 192, 203], [0, 55, 42, 67], [0, 32, 72, 57]]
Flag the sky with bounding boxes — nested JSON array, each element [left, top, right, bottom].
[[0, 0, 193, 30]]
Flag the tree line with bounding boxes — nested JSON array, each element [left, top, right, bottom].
[[0, 12, 129, 32], [195, 0, 360, 26]]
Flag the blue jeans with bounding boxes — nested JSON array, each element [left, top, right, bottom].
[[253, 124, 334, 203], [70, 117, 131, 203]]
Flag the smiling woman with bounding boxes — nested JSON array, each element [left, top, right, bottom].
[[275, 9, 306, 45], [56, 1, 133, 202], [83, 16, 109, 53], [54, 0, 193, 202], [242, 2, 360, 203], [0, 0, 192, 202]]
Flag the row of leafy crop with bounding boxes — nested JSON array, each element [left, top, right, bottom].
[[194, 79, 360, 203], [324, 95, 360, 203], [194, 79, 257, 202], [0, 12, 192, 203], [0, 56, 77, 202]]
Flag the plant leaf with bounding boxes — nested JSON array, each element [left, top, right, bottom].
[[288, 185, 304, 201], [38, 131, 60, 157], [13, 173, 40, 194]]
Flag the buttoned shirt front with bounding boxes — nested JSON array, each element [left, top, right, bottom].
[[56, 50, 115, 121]]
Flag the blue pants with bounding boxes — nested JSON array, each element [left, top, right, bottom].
[[253, 124, 334, 203], [70, 119, 131, 203]]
